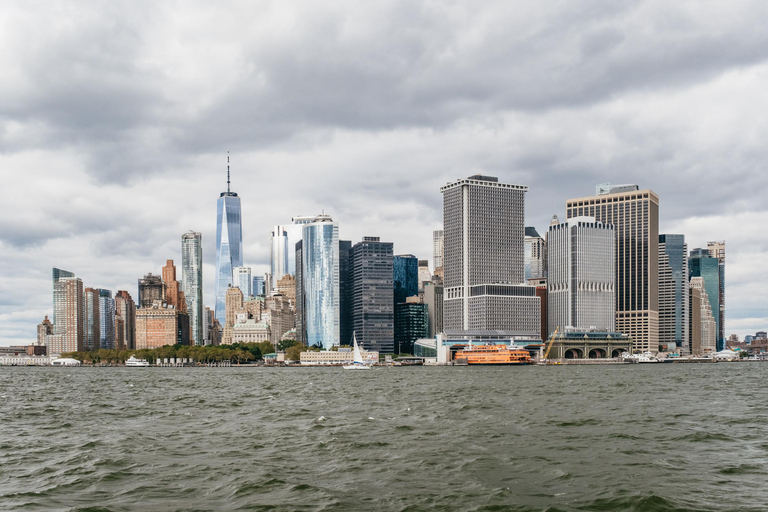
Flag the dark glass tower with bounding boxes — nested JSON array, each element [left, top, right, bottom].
[[350, 237, 394, 353], [393, 255, 419, 305], [659, 235, 689, 353], [689, 248, 721, 351]]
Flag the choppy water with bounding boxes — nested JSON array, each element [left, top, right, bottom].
[[2, 364, 768, 511]]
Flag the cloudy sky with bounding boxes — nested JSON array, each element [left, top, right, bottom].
[[1, 0, 767, 345]]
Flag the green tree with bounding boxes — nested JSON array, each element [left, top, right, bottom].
[[285, 344, 307, 361]]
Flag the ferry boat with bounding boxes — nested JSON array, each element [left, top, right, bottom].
[[454, 344, 531, 365], [125, 355, 150, 367]]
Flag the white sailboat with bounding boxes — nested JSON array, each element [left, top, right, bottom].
[[343, 333, 371, 370]]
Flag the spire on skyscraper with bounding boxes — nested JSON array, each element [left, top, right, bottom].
[[227, 150, 230, 194]]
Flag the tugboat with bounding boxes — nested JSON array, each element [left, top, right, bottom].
[[454, 344, 531, 365]]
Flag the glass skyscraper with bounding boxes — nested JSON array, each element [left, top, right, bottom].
[[351, 237, 394, 353], [98, 289, 115, 350], [233, 266, 253, 297], [393, 255, 419, 305], [182, 231, 203, 346], [214, 161, 243, 322], [659, 235, 689, 354], [270, 225, 289, 291], [300, 215, 339, 350], [689, 248, 721, 351]]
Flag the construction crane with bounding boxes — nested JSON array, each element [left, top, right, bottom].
[[543, 327, 560, 362]]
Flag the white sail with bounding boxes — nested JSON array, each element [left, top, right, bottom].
[[352, 334, 364, 364]]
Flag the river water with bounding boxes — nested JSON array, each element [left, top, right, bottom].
[[1, 364, 767, 511]]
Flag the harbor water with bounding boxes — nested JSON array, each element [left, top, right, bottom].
[[2, 363, 768, 511]]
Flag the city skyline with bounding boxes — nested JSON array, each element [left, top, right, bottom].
[[2, 3, 768, 344]]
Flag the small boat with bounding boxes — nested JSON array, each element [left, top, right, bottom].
[[125, 355, 150, 367], [622, 351, 660, 363], [343, 334, 371, 370]]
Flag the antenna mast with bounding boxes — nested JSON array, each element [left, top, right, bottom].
[[227, 151, 231, 193]]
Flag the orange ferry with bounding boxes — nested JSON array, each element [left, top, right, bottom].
[[454, 344, 531, 365]]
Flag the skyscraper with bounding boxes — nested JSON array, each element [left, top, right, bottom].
[[84, 287, 101, 351], [49, 275, 84, 354], [299, 214, 339, 349], [350, 237, 394, 352], [433, 230, 444, 271], [115, 290, 136, 350], [138, 273, 164, 309], [659, 235, 689, 354], [162, 260, 187, 312], [393, 255, 419, 305], [270, 225, 289, 291], [253, 275, 265, 296], [338, 240, 352, 348], [233, 266, 253, 297], [547, 217, 615, 335], [566, 184, 660, 353], [689, 277, 716, 355], [689, 248, 721, 351], [707, 241, 725, 349], [394, 300, 428, 354], [441, 175, 540, 336], [52, 268, 74, 327], [294, 240, 304, 343], [214, 154, 243, 321], [182, 231, 203, 346], [524, 227, 545, 280], [98, 289, 115, 350]]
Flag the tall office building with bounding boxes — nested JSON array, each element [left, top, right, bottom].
[[98, 289, 116, 350], [659, 235, 689, 354], [689, 248, 721, 351], [423, 279, 443, 337], [49, 275, 84, 354], [394, 299, 428, 354], [441, 175, 540, 336], [418, 260, 431, 291], [707, 241, 725, 349], [214, 154, 243, 321], [350, 237, 394, 352], [182, 231, 203, 346], [294, 240, 304, 343], [233, 266, 253, 297], [284, 215, 316, 279], [52, 268, 75, 327], [433, 230, 444, 271], [270, 226, 289, 291], [253, 275, 265, 296], [298, 214, 339, 349], [566, 184, 660, 352], [138, 273, 164, 309], [84, 287, 101, 351], [162, 260, 187, 313], [393, 254, 419, 304], [689, 277, 716, 355], [339, 240, 352, 348], [524, 227, 545, 280], [115, 290, 136, 350], [547, 217, 615, 336]]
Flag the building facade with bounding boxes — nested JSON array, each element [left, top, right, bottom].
[[659, 235, 689, 354], [300, 215, 340, 349], [433, 230, 444, 272], [233, 266, 253, 297], [49, 276, 84, 354], [394, 300, 428, 354], [181, 231, 204, 346], [214, 162, 243, 322], [547, 217, 615, 336], [566, 184, 660, 353], [138, 273, 164, 309], [84, 287, 101, 352], [136, 301, 188, 349], [524, 227, 545, 280], [689, 248, 721, 351], [393, 254, 419, 305], [423, 279, 444, 338], [97, 289, 115, 350], [350, 237, 394, 352], [162, 260, 186, 313], [115, 290, 136, 350], [707, 241, 725, 350], [270, 225, 289, 291], [689, 277, 716, 355]]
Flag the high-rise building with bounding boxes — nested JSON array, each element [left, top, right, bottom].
[[423, 279, 443, 338], [659, 235, 689, 354], [265, 294, 295, 346], [547, 217, 615, 335], [294, 240, 304, 343], [49, 275, 84, 354], [97, 289, 115, 350], [338, 240, 352, 347], [299, 215, 339, 349], [138, 273, 164, 309], [270, 225, 289, 291], [433, 230, 444, 272], [566, 184, 660, 353], [350, 237, 394, 352], [253, 275, 265, 296], [84, 287, 101, 352], [37, 316, 53, 346], [689, 248, 721, 351], [222, 286, 245, 345], [394, 299, 428, 354], [707, 241, 725, 350], [524, 227, 545, 280], [182, 231, 203, 346], [162, 260, 186, 313], [52, 268, 75, 328], [115, 290, 136, 350], [276, 274, 296, 304], [214, 155, 243, 321], [233, 266, 253, 297], [393, 255, 419, 305], [417, 260, 431, 292], [689, 277, 716, 355], [136, 300, 190, 349], [441, 175, 540, 337]]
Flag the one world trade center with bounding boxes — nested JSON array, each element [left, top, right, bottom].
[[214, 154, 243, 322]]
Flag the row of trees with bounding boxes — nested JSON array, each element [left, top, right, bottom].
[[62, 340, 306, 365]]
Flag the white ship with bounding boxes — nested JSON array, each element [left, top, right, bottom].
[[623, 351, 660, 363], [125, 355, 150, 367]]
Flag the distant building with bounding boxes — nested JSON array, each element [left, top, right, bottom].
[[394, 300, 428, 354], [136, 300, 190, 349], [265, 294, 295, 346], [659, 235, 689, 354], [162, 260, 187, 313], [115, 290, 136, 350], [423, 279, 443, 338], [214, 156, 243, 321], [689, 277, 716, 355], [49, 275, 84, 354], [271, 225, 289, 291], [222, 286, 245, 345], [433, 230, 444, 273], [138, 273, 164, 309], [233, 266, 253, 297], [276, 274, 296, 304], [566, 185, 660, 353], [84, 287, 101, 352], [441, 175, 540, 338], [231, 314, 271, 344], [689, 248, 721, 351], [547, 217, 615, 336], [524, 227, 545, 280], [98, 289, 116, 350], [182, 231, 204, 346], [707, 241, 726, 350], [338, 239, 352, 347], [418, 260, 431, 292], [51, 268, 75, 327], [253, 275, 265, 296], [37, 316, 53, 346], [351, 237, 394, 352]]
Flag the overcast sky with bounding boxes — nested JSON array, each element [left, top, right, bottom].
[[1, 0, 767, 345]]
